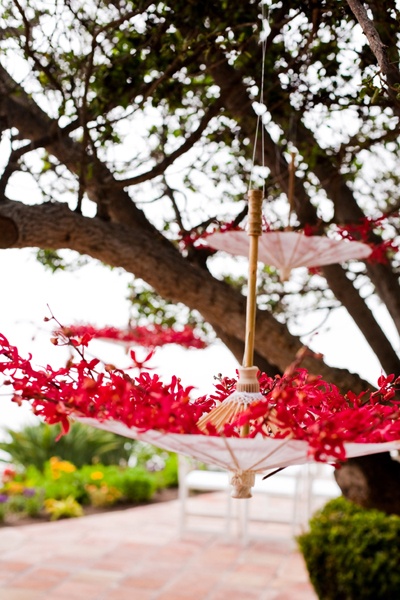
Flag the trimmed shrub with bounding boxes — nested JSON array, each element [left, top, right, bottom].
[[74, 463, 155, 504], [297, 496, 400, 600], [108, 467, 157, 504]]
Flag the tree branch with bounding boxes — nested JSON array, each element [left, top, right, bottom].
[[289, 118, 400, 337], [0, 65, 154, 233], [346, 0, 400, 113], [116, 99, 223, 188], [205, 49, 400, 367], [322, 264, 400, 375]]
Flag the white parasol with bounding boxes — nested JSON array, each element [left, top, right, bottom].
[[78, 417, 400, 475], [204, 229, 372, 282]]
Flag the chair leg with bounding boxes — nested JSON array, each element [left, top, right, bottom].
[[224, 490, 233, 538], [178, 488, 187, 536], [237, 498, 250, 545]]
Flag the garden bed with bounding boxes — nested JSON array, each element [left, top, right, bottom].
[[0, 486, 179, 527], [0, 423, 179, 525]]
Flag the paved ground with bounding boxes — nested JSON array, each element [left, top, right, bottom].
[[0, 492, 317, 600]]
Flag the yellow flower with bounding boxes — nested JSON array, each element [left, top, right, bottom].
[[6, 482, 24, 495], [59, 461, 76, 473], [90, 471, 104, 481], [85, 483, 121, 507], [49, 457, 76, 479]]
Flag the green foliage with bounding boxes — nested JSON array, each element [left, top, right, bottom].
[[0, 448, 178, 524], [0, 422, 135, 471], [297, 497, 400, 600], [0, 423, 179, 522], [36, 249, 69, 273], [0, 470, 45, 520], [24, 460, 159, 506], [6, 490, 43, 518], [127, 279, 208, 331], [72, 463, 157, 504], [16, 449, 177, 507], [110, 467, 157, 504], [85, 483, 122, 508], [129, 442, 179, 488], [0, 501, 6, 523], [35, 249, 89, 273], [152, 453, 179, 489]]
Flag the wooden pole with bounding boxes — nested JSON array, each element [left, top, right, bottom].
[[242, 189, 263, 368], [196, 189, 264, 438]]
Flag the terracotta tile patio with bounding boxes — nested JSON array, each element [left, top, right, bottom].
[[0, 492, 317, 599]]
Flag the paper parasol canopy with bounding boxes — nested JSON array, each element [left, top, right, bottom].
[[204, 230, 372, 281], [2, 326, 400, 499], [78, 416, 400, 488]]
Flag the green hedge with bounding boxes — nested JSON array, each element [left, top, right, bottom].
[[297, 497, 400, 600]]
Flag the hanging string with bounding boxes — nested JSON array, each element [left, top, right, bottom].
[[248, 1, 269, 195], [287, 150, 296, 229], [244, 1, 269, 370]]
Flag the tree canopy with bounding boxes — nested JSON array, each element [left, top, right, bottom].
[[0, 0, 399, 394]]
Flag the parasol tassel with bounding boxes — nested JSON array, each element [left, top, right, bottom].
[[229, 469, 256, 498]]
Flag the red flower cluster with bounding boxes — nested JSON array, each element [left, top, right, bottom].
[[229, 370, 400, 461], [182, 218, 277, 252], [0, 333, 213, 436], [335, 214, 399, 264], [56, 323, 207, 350], [1, 331, 400, 463]]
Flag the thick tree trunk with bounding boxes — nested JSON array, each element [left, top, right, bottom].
[[335, 453, 400, 515]]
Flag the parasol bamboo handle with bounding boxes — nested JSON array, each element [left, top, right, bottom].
[[243, 189, 263, 369]]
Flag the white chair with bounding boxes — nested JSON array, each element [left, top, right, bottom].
[[178, 456, 233, 536], [178, 457, 314, 540], [239, 465, 309, 541], [178, 457, 342, 540]]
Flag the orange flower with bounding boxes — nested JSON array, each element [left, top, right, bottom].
[[49, 457, 76, 479], [6, 482, 24, 495]]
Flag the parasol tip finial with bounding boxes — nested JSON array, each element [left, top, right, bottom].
[[230, 470, 256, 499]]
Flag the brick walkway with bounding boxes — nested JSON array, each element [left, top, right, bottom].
[[0, 493, 317, 600]]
